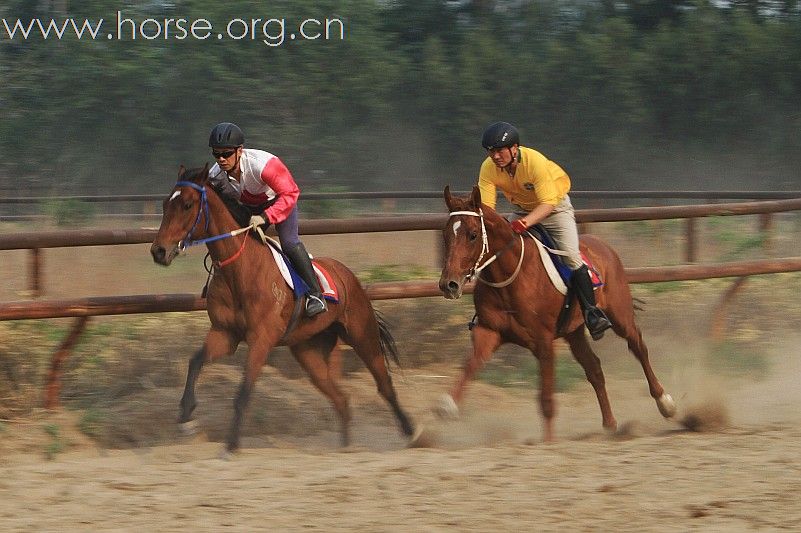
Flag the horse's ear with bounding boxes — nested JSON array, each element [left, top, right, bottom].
[[470, 186, 482, 209], [178, 165, 186, 179], [444, 185, 454, 210], [200, 162, 210, 184]]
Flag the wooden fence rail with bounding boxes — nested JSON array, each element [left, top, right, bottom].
[[3, 197, 801, 297], [3, 196, 801, 408], [2, 257, 801, 321], [4, 197, 801, 250], [4, 257, 801, 408]]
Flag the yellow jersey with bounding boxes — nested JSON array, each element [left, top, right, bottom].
[[477, 146, 571, 210]]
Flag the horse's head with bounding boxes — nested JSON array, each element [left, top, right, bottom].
[[150, 164, 211, 266], [439, 185, 486, 299]]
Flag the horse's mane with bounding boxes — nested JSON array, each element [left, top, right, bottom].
[[462, 194, 513, 236], [181, 165, 254, 229], [181, 166, 208, 182]]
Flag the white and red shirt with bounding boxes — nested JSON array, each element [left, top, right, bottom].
[[208, 148, 299, 224]]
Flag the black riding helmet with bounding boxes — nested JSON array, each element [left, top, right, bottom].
[[208, 122, 245, 148], [481, 121, 520, 150]]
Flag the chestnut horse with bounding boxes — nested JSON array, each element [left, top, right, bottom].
[[150, 165, 415, 453], [437, 186, 676, 441]]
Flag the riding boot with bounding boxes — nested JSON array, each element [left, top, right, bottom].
[[571, 265, 612, 340], [284, 242, 327, 317]]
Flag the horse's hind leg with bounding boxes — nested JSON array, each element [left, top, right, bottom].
[[612, 320, 676, 418], [343, 324, 415, 438], [179, 328, 237, 428], [290, 332, 352, 447], [564, 329, 617, 431]]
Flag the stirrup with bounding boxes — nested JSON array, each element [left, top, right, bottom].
[[586, 310, 612, 341], [305, 294, 327, 317]]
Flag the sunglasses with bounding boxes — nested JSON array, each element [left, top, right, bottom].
[[212, 149, 237, 159]]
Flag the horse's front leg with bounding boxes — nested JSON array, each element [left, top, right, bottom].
[[179, 328, 237, 431], [226, 330, 279, 453], [532, 339, 557, 442], [435, 324, 501, 419]]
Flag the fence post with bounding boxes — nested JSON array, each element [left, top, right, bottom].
[[709, 277, 748, 340], [685, 218, 698, 263], [28, 248, 43, 297], [44, 316, 90, 409]]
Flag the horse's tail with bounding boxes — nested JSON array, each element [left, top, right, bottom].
[[374, 310, 401, 369]]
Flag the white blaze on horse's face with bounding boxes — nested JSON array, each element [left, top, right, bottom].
[[452, 220, 462, 237], [169, 190, 181, 202]]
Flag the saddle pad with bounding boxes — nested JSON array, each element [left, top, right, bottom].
[[532, 238, 602, 295], [267, 243, 339, 302]]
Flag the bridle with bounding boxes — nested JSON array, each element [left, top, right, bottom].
[[448, 208, 525, 288], [175, 181, 210, 250], [173, 180, 252, 268]]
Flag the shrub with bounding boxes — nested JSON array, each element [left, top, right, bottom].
[[42, 199, 96, 226]]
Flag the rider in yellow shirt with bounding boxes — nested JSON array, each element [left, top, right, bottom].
[[477, 121, 612, 340]]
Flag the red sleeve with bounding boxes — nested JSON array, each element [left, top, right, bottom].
[[260, 156, 300, 224]]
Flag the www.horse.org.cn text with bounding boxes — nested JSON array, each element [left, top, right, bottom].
[[1, 11, 346, 47]]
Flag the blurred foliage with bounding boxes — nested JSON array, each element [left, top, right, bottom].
[[639, 280, 689, 293], [41, 198, 96, 226], [42, 423, 66, 459], [1, 0, 800, 198], [77, 408, 106, 438], [478, 356, 587, 392], [301, 185, 357, 218], [706, 339, 771, 378], [358, 263, 437, 283]]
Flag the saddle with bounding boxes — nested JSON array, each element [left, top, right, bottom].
[[200, 236, 339, 304], [524, 224, 602, 336], [525, 224, 602, 294], [264, 239, 339, 303]]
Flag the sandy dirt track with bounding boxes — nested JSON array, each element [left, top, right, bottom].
[[3, 228, 801, 531], [3, 429, 801, 532], [2, 360, 801, 532]]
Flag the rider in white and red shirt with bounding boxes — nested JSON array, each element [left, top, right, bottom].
[[207, 122, 327, 317]]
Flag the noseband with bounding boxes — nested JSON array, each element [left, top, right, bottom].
[[448, 209, 525, 288]]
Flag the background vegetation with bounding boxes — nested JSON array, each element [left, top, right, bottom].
[[1, 0, 800, 198]]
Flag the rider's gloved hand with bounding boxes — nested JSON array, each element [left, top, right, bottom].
[[249, 214, 268, 245], [249, 215, 266, 229], [510, 218, 528, 234]]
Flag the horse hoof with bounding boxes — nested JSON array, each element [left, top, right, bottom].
[[178, 419, 198, 436], [657, 393, 676, 418], [218, 448, 235, 461], [433, 394, 460, 420], [407, 425, 436, 448]]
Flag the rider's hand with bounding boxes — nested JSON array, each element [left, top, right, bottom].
[[249, 215, 266, 229], [510, 218, 528, 234]]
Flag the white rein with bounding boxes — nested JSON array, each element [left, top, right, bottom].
[[448, 209, 525, 288]]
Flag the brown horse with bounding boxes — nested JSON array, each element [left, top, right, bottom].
[[150, 165, 415, 453], [437, 186, 675, 441]]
